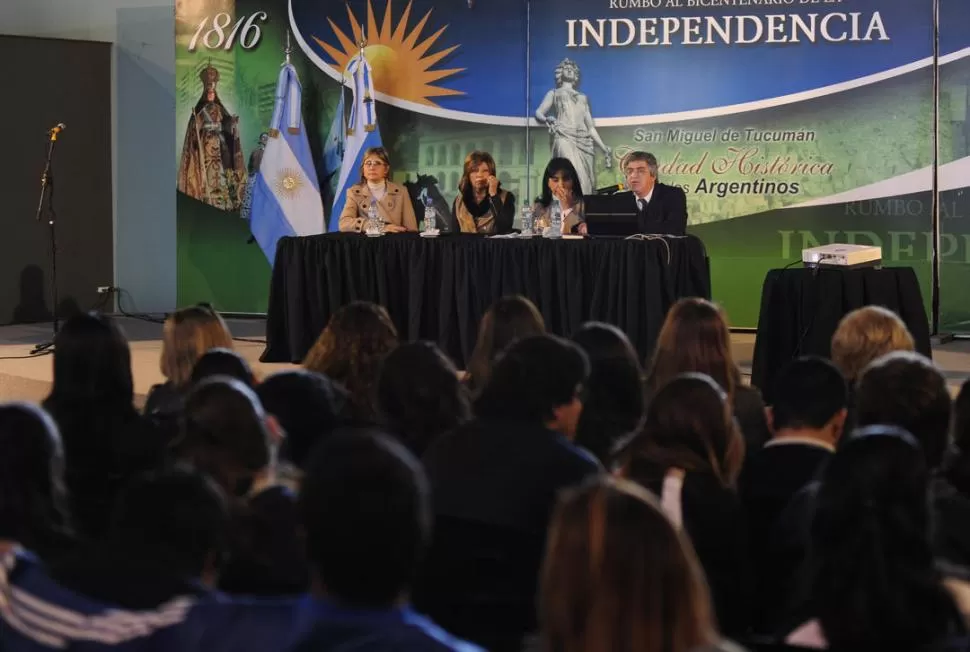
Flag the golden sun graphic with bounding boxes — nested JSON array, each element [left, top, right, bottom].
[[314, 0, 464, 107], [274, 168, 305, 200]]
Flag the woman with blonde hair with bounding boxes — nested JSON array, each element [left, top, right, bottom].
[[646, 297, 770, 453], [541, 477, 742, 652], [338, 146, 417, 233], [452, 150, 515, 234], [831, 305, 915, 385], [303, 301, 399, 423], [144, 304, 233, 419]]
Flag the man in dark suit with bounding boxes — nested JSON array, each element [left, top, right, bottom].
[[621, 151, 688, 235]]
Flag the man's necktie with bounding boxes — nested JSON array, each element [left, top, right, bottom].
[[637, 198, 646, 212]]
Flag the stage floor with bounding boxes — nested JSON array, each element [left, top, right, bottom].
[[1, 317, 970, 407]]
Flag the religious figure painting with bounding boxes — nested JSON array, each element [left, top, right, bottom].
[[535, 58, 613, 196], [177, 63, 247, 211]]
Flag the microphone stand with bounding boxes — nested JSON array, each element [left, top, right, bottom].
[[31, 130, 61, 355]]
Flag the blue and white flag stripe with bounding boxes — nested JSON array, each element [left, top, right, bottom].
[[329, 53, 383, 232], [249, 62, 324, 267]]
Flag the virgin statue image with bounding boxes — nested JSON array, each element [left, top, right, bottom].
[[535, 58, 612, 195], [177, 63, 246, 211]]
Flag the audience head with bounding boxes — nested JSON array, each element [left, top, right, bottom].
[[541, 477, 716, 652], [812, 425, 957, 651], [831, 306, 915, 384], [47, 312, 133, 407], [571, 322, 645, 463], [767, 356, 848, 446], [0, 403, 67, 547], [257, 369, 349, 469], [358, 146, 391, 184], [176, 377, 273, 496], [303, 301, 399, 421], [646, 298, 739, 400], [619, 373, 744, 488], [110, 467, 228, 584], [467, 295, 546, 392], [160, 304, 234, 388], [191, 347, 255, 387], [855, 351, 950, 469], [946, 379, 970, 495], [538, 157, 583, 207], [475, 335, 589, 439], [459, 150, 497, 194], [377, 341, 471, 456], [300, 429, 430, 608]]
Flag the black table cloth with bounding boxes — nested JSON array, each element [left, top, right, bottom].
[[750, 266, 932, 394], [262, 233, 711, 366]]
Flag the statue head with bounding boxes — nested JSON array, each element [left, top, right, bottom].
[[200, 64, 220, 101], [555, 58, 580, 88]]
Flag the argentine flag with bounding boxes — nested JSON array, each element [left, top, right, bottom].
[[328, 53, 383, 232], [249, 62, 324, 267]]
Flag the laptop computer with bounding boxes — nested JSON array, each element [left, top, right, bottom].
[[583, 193, 639, 237]]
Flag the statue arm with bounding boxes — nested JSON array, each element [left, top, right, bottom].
[[582, 97, 609, 153], [535, 90, 555, 124]]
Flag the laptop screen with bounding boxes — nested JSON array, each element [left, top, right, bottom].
[[583, 193, 639, 237]]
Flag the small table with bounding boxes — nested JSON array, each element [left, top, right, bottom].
[[262, 233, 711, 366], [750, 266, 932, 392]]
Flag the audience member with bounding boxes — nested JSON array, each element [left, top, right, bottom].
[[145, 304, 234, 418], [176, 377, 306, 596], [0, 467, 296, 651], [540, 477, 742, 652], [465, 295, 545, 394], [50, 467, 230, 607], [419, 335, 600, 650], [646, 297, 770, 454], [378, 341, 471, 457], [617, 373, 749, 636], [786, 426, 967, 650], [290, 430, 480, 651], [257, 369, 349, 471], [830, 305, 915, 428], [571, 322, 644, 464], [945, 379, 970, 499], [0, 402, 74, 561], [191, 347, 256, 387], [740, 357, 847, 633], [42, 312, 163, 540], [303, 301, 399, 423]]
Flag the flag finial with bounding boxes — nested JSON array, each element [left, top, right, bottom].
[[284, 30, 292, 65]]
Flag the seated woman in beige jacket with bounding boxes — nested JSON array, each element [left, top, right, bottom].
[[338, 147, 418, 233]]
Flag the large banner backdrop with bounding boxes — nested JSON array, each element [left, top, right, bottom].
[[175, 0, 969, 329]]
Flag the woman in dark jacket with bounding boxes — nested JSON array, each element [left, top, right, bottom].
[[617, 373, 750, 637]]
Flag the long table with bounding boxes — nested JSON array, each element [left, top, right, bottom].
[[261, 233, 711, 366]]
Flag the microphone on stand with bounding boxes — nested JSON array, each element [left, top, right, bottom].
[[48, 123, 66, 141], [595, 183, 624, 195]]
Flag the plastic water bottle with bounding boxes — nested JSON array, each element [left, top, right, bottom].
[[520, 205, 534, 237], [366, 199, 381, 235], [424, 196, 436, 233], [548, 199, 563, 238]]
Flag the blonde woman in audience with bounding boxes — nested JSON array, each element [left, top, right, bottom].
[[144, 304, 233, 419], [831, 305, 915, 384], [464, 295, 546, 394], [303, 301, 399, 423], [540, 477, 743, 652], [338, 146, 417, 233], [615, 373, 749, 636], [646, 297, 770, 453]]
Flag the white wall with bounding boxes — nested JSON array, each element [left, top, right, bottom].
[[0, 0, 176, 313]]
